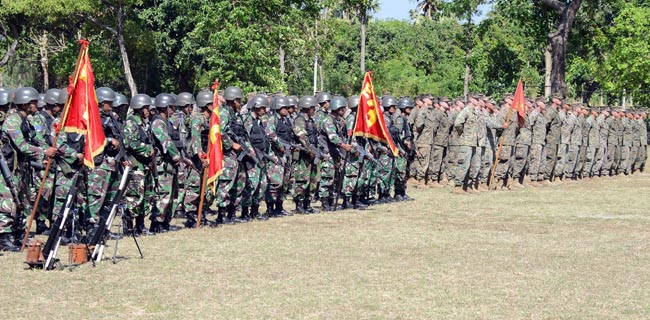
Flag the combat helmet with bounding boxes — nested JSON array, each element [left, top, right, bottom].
[[397, 97, 414, 109], [381, 95, 397, 108], [248, 95, 269, 109], [44, 89, 62, 105], [96, 87, 116, 104], [154, 93, 176, 109], [330, 96, 347, 111], [272, 96, 290, 110], [176, 92, 195, 106], [13, 87, 40, 105], [130, 94, 151, 110], [0, 88, 12, 106], [348, 95, 360, 109], [224, 86, 243, 101], [299, 96, 317, 109], [115, 93, 129, 107], [196, 91, 213, 108], [317, 92, 332, 104]]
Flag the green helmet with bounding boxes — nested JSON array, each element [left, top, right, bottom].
[[248, 95, 269, 109], [154, 93, 175, 109], [115, 93, 128, 107], [44, 89, 62, 105], [317, 92, 332, 104], [348, 95, 360, 109], [130, 93, 151, 110], [330, 96, 347, 111], [0, 88, 11, 105], [176, 92, 194, 106], [13, 87, 39, 105], [95, 87, 116, 104], [57, 89, 68, 105], [299, 96, 317, 109], [224, 86, 243, 101], [397, 97, 414, 109], [272, 96, 290, 110], [287, 96, 298, 107], [381, 95, 397, 108], [196, 91, 214, 108]]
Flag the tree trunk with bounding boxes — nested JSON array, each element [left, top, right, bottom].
[[463, 12, 472, 101], [279, 45, 285, 79], [319, 64, 324, 92], [38, 32, 50, 91], [544, 44, 552, 98], [0, 22, 19, 67], [542, 0, 583, 98], [360, 10, 367, 75], [117, 8, 138, 97]]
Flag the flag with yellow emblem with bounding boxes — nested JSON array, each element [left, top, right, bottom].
[[352, 71, 398, 156], [206, 80, 225, 192], [512, 79, 526, 128], [59, 39, 106, 169]]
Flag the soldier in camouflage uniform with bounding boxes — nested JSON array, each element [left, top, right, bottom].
[[123, 94, 156, 236], [29, 88, 62, 233], [621, 111, 635, 175], [0, 88, 20, 251], [292, 96, 321, 214], [412, 97, 437, 188], [592, 109, 609, 177], [170, 93, 193, 219], [564, 105, 581, 180], [430, 99, 451, 188], [453, 99, 482, 194], [542, 96, 562, 185], [575, 108, 589, 178], [581, 108, 599, 178], [148, 94, 181, 232], [446, 100, 463, 184], [385, 95, 412, 201], [511, 100, 532, 187], [604, 110, 621, 176], [341, 95, 369, 210], [555, 101, 572, 181], [528, 99, 547, 186], [268, 96, 295, 216], [633, 112, 647, 173], [318, 96, 352, 211]]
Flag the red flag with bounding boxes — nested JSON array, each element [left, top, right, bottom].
[[352, 71, 399, 156], [206, 80, 225, 192], [59, 39, 106, 169], [513, 79, 526, 128]]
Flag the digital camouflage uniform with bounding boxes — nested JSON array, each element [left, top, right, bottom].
[[413, 107, 437, 181], [543, 106, 562, 181], [446, 109, 460, 182], [480, 110, 499, 184], [564, 112, 581, 178], [592, 113, 608, 176], [604, 115, 620, 175], [494, 106, 517, 184], [528, 108, 546, 182], [512, 111, 531, 183], [581, 113, 599, 177], [453, 106, 482, 189]]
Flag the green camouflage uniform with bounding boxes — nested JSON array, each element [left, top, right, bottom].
[[292, 112, 320, 206], [453, 106, 482, 187], [581, 114, 599, 177], [28, 111, 55, 223], [242, 113, 280, 207], [413, 107, 437, 181], [123, 114, 155, 218], [341, 112, 363, 198], [604, 116, 620, 175], [431, 108, 450, 183], [51, 130, 88, 221], [512, 112, 532, 182], [564, 112, 581, 178], [494, 106, 517, 182], [150, 114, 180, 224], [528, 109, 547, 181], [543, 106, 562, 180], [634, 117, 647, 171], [592, 113, 608, 176], [317, 113, 347, 201], [446, 109, 460, 181]]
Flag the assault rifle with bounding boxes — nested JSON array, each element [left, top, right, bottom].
[[0, 150, 21, 217]]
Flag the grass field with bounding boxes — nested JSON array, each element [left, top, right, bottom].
[[1, 173, 650, 319]]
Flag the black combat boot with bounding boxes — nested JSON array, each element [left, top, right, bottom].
[[321, 196, 334, 212], [241, 207, 252, 222], [276, 200, 292, 216], [136, 216, 155, 236], [124, 213, 136, 235], [218, 207, 234, 225], [149, 220, 165, 234], [184, 211, 197, 228], [304, 198, 319, 214], [228, 204, 244, 223], [266, 201, 279, 218], [352, 194, 368, 210], [293, 199, 307, 214], [0, 234, 19, 252], [341, 196, 351, 210], [253, 205, 268, 221], [36, 220, 49, 235]]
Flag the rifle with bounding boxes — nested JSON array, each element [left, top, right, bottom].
[[89, 165, 132, 263], [42, 170, 83, 270], [356, 145, 377, 164], [0, 149, 21, 217]]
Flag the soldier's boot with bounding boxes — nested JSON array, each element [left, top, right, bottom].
[[184, 211, 197, 228], [341, 196, 351, 210], [321, 196, 334, 212], [452, 186, 467, 194], [253, 205, 268, 221], [136, 216, 155, 236], [218, 207, 234, 225], [352, 194, 368, 210], [266, 201, 280, 218], [241, 207, 252, 222], [304, 198, 320, 214], [276, 201, 293, 216], [123, 213, 135, 235], [228, 204, 244, 223], [293, 198, 307, 214], [35, 220, 49, 235], [0, 234, 19, 252]]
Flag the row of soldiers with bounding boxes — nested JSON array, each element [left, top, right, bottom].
[[0, 86, 416, 252], [407, 94, 649, 194]]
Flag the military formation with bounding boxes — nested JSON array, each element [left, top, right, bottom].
[[0, 86, 647, 254]]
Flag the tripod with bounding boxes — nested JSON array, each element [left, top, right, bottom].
[[111, 204, 143, 264]]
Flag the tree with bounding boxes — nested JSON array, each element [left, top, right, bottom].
[[410, 0, 444, 21]]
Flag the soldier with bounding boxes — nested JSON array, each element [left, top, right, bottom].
[[453, 98, 482, 194], [341, 95, 369, 210], [292, 96, 321, 214], [479, 100, 501, 189], [3, 87, 56, 243], [511, 100, 532, 188], [592, 109, 609, 177], [389, 96, 413, 201], [604, 110, 621, 176], [170, 93, 192, 219], [564, 105, 582, 180], [123, 94, 156, 236], [555, 101, 573, 181], [412, 97, 437, 188], [317, 96, 352, 210], [575, 107, 590, 178], [315, 92, 332, 128], [528, 98, 547, 186], [542, 96, 562, 185], [633, 112, 647, 173], [581, 108, 600, 178], [266, 96, 293, 217], [148, 94, 182, 232], [446, 100, 463, 185], [0, 88, 20, 251], [493, 97, 517, 189], [242, 95, 284, 220], [621, 111, 636, 175]]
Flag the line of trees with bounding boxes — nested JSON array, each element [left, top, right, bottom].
[[1, 0, 649, 106]]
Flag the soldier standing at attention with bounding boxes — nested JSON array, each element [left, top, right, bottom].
[[292, 96, 321, 214], [453, 98, 482, 194], [542, 96, 562, 185]]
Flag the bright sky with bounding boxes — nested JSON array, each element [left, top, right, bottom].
[[374, 0, 492, 21]]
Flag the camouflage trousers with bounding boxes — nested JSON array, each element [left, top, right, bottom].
[[543, 144, 559, 180], [292, 154, 318, 203], [446, 145, 459, 181], [480, 145, 494, 184], [359, 154, 377, 197], [174, 163, 190, 215], [87, 158, 118, 222], [555, 143, 569, 178], [183, 165, 202, 212], [620, 146, 631, 174], [634, 145, 647, 172], [454, 146, 480, 187], [592, 147, 605, 176], [124, 166, 155, 217], [318, 155, 337, 199], [528, 144, 545, 181], [265, 156, 285, 204], [575, 145, 588, 176], [413, 144, 431, 181], [32, 169, 54, 223], [564, 144, 581, 178], [429, 145, 446, 182], [581, 146, 597, 177], [214, 151, 240, 208], [604, 144, 620, 175], [377, 153, 393, 195], [394, 155, 407, 195], [341, 153, 362, 198], [0, 180, 15, 234], [242, 161, 268, 207], [154, 162, 178, 223], [494, 145, 514, 180], [52, 169, 88, 221], [512, 145, 529, 180]]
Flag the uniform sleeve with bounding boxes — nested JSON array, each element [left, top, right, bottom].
[[123, 118, 152, 158], [219, 109, 233, 150], [152, 119, 180, 161], [324, 117, 344, 146], [2, 114, 43, 160], [188, 115, 203, 156], [454, 108, 468, 133]]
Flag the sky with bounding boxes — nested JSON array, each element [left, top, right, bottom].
[[374, 0, 492, 21]]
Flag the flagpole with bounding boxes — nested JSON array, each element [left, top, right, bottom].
[[488, 107, 513, 190], [196, 167, 209, 228], [20, 41, 88, 252]]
